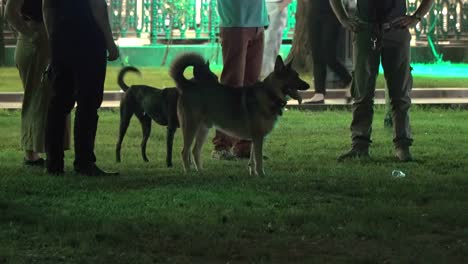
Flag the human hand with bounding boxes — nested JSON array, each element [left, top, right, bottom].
[[279, 0, 293, 11], [107, 41, 120, 61], [391, 15, 420, 29], [341, 16, 361, 32]]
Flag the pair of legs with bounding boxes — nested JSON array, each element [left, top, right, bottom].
[[340, 27, 413, 161], [15, 32, 70, 165], [212, 27, 264, 158], [45, 47, 109, 174], [308, 14, 352, 103]]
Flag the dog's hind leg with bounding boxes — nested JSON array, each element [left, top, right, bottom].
[[116, 105, 133, 162], [252, 137, 265, 176], [180, 115, 197, 173], [166, 126, 176, 167], [192, 125, 209, 171], [135, 111, 152, 162]]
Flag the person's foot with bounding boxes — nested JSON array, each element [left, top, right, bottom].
[[304, 93, 324, 104], [395, 147, 413, 162], [46, 160, 64, 175], [211, 149, 237, 161], [74, 163, 119, 176], [24, 158, 45, 167], [337, 147, 370, 162]]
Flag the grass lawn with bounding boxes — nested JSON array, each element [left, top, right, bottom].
[[1, 64, 468, 92], [1, 108, 468, 263]]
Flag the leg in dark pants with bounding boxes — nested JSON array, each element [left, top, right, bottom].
[[45, 50, 107, 173], [381, 29, 413, 148], [310, 17, 327, 94], [350, 28, 381, 149], [45, 62, 76, 173], [310, 15, 352, 95], [73, 54, 107, 168]]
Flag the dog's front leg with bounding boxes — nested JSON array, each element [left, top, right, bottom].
[[248, 145, 255, 176], [252, 137, 265, 176]]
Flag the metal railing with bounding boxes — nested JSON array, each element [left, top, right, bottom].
[[1, 0, 468, 45], [107, 0, 468, 44]]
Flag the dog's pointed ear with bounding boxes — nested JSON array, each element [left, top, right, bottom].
[[206, 60, 210, 67], [274, 55, 285, 72]]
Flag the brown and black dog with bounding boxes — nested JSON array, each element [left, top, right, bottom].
[[170, 54, 309, 176]]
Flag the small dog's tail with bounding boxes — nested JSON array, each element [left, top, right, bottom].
[[169, 53, 206, 92], [118, 66, 141, 92]]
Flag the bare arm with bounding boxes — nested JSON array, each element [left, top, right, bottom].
[[279, 0, 293, 11], [42, 0, 54, 38], [329, 0, 348, 23], [413, 0, 434, 19], [329, 0, 359, 32], [88, 0, 119, 61], [5, 0, 34, 35], [394, 0, 434, 28]]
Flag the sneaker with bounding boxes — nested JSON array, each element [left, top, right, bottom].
[[211, 150, 237, 161], [395, 147, 413, 162], [337, 148, 370, 162], [74, 164, 119, 176], [24, 158, 45, 167]]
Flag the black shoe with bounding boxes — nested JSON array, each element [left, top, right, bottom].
[[74, 164, 119, 177], [337, 148, 370, 162], [24, 158, 45, 167], [46, 159, 64, 175]]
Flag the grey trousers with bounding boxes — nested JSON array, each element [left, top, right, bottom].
[[350, 27, 413, 148]]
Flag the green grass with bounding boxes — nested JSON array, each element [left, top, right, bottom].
[[1, 64, 468, 92], [1, 108, 468, 263]]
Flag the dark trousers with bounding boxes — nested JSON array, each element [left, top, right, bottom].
[[45, 50, 107, 171], [310, 14, 352, 94], [212, 27, 264, 156], [351, 27, 413, 148]]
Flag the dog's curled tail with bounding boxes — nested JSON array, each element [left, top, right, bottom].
[[169, 52, 206, 92], [118, 66, 141, 92]]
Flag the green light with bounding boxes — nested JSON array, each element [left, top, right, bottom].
[[380, 62, 468, 78]]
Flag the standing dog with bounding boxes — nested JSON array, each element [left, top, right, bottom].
[[116, 60, 217, 167], [170, 54, 309, 176]]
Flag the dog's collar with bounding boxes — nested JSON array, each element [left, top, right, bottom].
[[265, 88, 287, 116]]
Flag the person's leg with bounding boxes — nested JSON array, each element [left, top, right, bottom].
[[338, 27, 381, 161], [45, 61, 76, 174], [72, 51, 107, 170], [260, 3, 288, 79], [381, 28, 413, 161], [323, 15, 352, 86], [383, 83, 393, 128], [233, 27, 265, 158], [212, 27, 250, 158], [15, 36, 41, 162], [307, 16, 326, 103]]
